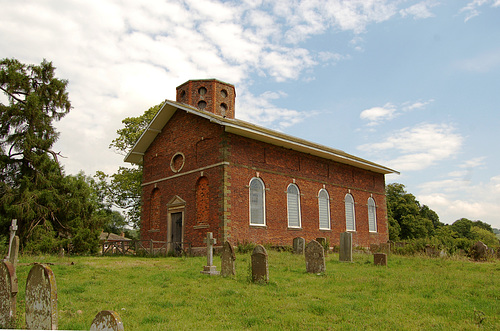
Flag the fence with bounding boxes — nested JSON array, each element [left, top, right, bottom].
[[101, 239, 192, 257]]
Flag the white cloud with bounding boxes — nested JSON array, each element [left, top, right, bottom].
[[360, 99, 432, 126], [358, 123, 463, 171], [400, 0, 439, 19], [417, 175, 500, 227], [459, 0, 498, 22], [454, 49, 500, 73], [360, 103, 397, 126]]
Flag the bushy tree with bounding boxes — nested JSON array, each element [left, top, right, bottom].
[[0, 58, 105, 253], [386, 183, 441, 240], [95, 103, 162, 229]]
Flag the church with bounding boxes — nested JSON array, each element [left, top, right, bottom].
[[125, 79, 398, 254]]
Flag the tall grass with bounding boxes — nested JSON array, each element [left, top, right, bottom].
[[13, 252, 500, 330]]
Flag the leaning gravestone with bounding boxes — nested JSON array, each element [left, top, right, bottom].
[[90, 310, 124, 331], [221, 241, 236, 277], [251, 245, 268, 283], [0, 260, 18, 328], [373, 253, 387, 266], [305, 240, 326, 273], [25, 264, 58, 330], [293, 237, 305, 255], [9, 236, 19, 269], [339, 232, 353, 262]]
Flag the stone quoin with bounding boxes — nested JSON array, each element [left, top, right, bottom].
[[125, 79, 398, 254]]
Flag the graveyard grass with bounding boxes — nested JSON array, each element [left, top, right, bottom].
[[14, 252, 500, 330]]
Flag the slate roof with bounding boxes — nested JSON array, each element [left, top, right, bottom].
[[125, 100, 398, 175]]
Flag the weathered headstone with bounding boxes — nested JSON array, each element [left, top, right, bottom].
[[220, 241, 236, 277], [9, 236, 19, 269], [305, 240, 326, 273], [201, 232, 219, 275], [293, 237, 305, 255], [470, 241, 488, 261], [251, 245, 268, 283], [339, 232, 353, 262], [90, 310, 124, 331], [373, 253, 387, 266], [0, 261, 18, 328], [379, 242, 391, 254], [6, 219, 17, 260], [25, 264, 58, 330]]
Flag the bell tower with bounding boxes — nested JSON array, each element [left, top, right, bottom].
[[176, 79, 236, 119]]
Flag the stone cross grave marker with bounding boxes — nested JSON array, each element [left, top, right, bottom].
[[6, 219, 17, 260], [0, 260, 18, 329], [9, 236, 19, 269], [201, 232, 219, 275], [293, 237, 305, 255], [90, 310, 125, 331], [251, 245, 268, 283], [339, 232, 353, 262], [305, 240, 326, 273], [25, 264, 58, 330], [373, 253, 387, 266], [221, 241, 236, 277]]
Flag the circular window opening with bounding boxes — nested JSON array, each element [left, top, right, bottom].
[[220, 103, 228, 117], [198, 100, 207, 110], [198, 87, 207, 96], [170, 152, 185, 173], [220, 89, 228, 98]]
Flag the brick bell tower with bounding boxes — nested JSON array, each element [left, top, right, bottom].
[[176, 79, 236, 119]]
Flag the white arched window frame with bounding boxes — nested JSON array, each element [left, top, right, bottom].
[[318, 189, 331, 230], [345, 193, 356, 231], [249, 177, 266, 226], [287, 184, 301, 228], [368, 197, 377, 232]]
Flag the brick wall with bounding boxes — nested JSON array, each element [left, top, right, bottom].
[[140, 109, 389, 250]]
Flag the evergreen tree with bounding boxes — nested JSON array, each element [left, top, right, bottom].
[[0, 58, 104, 253]]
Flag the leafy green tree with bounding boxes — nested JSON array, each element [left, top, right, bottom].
[[386, 183, 439, 240], [0, 58, 105, 253], [95, 103, 162, 229]]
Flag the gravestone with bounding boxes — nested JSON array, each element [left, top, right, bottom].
[[293, 237, 305, 255], [9, 236, 19, 269], [220, 241, 236, 277], [373, 253, 387, 266], [305, 240, 326, 273], [370, 244, 379, 252], [25, 264, 58, 330], [0, 261, 18, 328], [251, 245, 268, 283], [339, 232, 353, 262], [470, 241, 488, 261], [6, 219, 17, 260], [379, 242, 391, 254], [90, 310, 124, 331], [201, 232, 219, 275]]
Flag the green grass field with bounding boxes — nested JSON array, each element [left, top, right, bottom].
[[13, 251, 500, 330]]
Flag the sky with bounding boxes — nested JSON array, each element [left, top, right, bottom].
[[1, 0, 499, 229]]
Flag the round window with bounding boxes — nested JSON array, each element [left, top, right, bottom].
[[170, 152, 185, 173]]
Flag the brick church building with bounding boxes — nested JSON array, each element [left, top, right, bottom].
[[125, 79, 397, 253]]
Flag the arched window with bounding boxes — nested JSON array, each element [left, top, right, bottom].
[[345, 193, 355, 231], [196, 177, 209, 224], [287, 184, 301, 228], [150, 188, 160, 230], [318, 189, 330, 230], [368, 197, 377, 232], [249, 177, 265, 226]]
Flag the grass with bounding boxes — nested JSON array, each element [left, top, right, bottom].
[[12, 252, 500, 330]]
